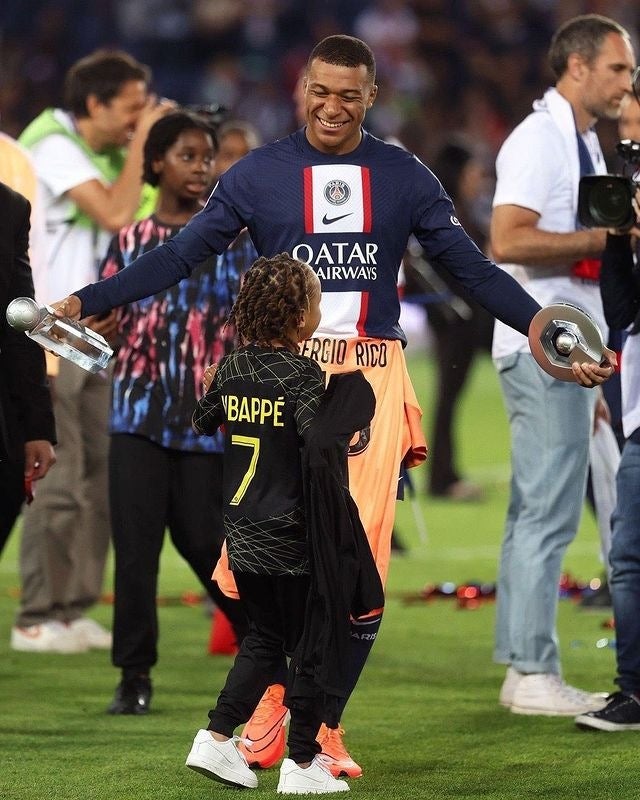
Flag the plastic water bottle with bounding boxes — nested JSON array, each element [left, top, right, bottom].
[[6, 296, 113, 373]]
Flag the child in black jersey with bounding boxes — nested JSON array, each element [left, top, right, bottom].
[[186, 253, 349, 794]]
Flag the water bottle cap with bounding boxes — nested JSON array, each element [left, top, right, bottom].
[[6, 297, 41, 332]]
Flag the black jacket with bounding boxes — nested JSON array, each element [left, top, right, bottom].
[[286, 370, 384, 726], [600, 232, 640, 332], [0, 181, 55, 463]]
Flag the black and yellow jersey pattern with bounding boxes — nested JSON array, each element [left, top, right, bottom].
[[193, 344, 325, 575]]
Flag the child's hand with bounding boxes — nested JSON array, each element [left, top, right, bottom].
[[202, 364, 217, 393], [83, 310, 119, 344]]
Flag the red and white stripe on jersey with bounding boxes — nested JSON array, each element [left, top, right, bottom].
[[303, 164, 372, 234]]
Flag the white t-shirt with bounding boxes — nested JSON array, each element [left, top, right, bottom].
[[491, 89, 608, 359], [28, 109, 112, 303]]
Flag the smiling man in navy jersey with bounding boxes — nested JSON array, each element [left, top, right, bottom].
[[53, 35, 614, 777]]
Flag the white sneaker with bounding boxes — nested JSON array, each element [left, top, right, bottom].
[[277, 756, 350, 794], [10, 621, 89, 654], [68, 617, 112, 649], [510, 673, 608, 716], [185, 729, 258, 788], [499, 666, 522, 707]]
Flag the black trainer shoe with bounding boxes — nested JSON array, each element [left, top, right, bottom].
[[575, 691, 640, 731], [107, 675, 152, 715]]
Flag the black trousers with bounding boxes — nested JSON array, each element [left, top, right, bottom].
[[0, 459, 24, 555], [208, 571, 323, 764], [109, 434, 248, 671], [427, 306, 493, 495]]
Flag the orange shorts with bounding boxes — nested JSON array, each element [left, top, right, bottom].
[[213, 337, 427, 597]]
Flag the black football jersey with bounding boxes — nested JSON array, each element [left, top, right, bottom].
[[193, 344, 325, 574]]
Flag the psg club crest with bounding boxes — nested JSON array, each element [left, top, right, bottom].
[[348, 426, 371, 456], [324, 179, 351, 206]]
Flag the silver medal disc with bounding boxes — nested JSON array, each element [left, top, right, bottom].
[[528, 303, 604, 382]]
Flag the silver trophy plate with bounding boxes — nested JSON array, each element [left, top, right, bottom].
[[528, 303, 604, 382]]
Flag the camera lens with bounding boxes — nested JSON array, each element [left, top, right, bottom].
[[578, 174, 636, 229], [589, 179, 629, 225]]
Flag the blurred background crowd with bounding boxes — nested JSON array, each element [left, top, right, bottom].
[[2, 0, 639, 169]]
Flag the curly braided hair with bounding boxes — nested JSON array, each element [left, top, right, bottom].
[[228, 253, 315, 352]]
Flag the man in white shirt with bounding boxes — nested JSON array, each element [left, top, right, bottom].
[[490, 14, 635, 715], [11, 49, 173, 653]]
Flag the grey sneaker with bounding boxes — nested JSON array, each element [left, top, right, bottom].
[[510, 673, 608, 716], [68, 618, 112, 650], [186, 729, 258, 788], [499, 666, 522, 708], [277, 756, 349, 794], [10, 621, 88, 654]]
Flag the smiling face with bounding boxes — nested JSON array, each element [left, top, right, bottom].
[[303, 58, 377, 155], [89, 79, 149, 147], [153, 128, 215, 201]]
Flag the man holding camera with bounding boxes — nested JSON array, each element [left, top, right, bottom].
[[490, 14, 635, 716], [575, 90, 640, 731]]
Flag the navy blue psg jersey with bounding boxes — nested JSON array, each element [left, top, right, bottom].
[[191, 130, 489, 343], [77, 129, 540, 337]]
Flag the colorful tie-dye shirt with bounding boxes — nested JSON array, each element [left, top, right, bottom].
[[100, 217, 257, 453]]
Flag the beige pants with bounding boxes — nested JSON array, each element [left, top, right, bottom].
[[16, 358, 112, 627]]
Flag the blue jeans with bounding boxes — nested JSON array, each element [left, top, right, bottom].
[[610, 439, 640, 694], [494, 352, 595, 674]]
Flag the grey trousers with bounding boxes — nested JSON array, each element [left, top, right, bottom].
[[493, 352, 595, 674], [15, 358, 112, 627]]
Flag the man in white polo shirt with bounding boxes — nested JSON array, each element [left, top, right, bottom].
[[490, 14, 635, 715]]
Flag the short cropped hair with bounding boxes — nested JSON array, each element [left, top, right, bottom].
[[307, 35, 376, 83], [63, 49, 151, 117], [142, 111, 217, 186], [548, 14, 630, 79]]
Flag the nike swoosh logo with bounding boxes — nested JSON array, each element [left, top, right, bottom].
[[322, 212, 352, 225]]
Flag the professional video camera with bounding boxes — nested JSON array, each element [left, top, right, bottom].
[[578, 139, 640, 230]]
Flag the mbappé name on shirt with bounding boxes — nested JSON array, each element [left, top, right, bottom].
[[221, 394, 285, 426]]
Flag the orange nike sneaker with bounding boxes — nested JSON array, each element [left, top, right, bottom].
[[238, 684, 289, 769], [316, 723, 362, 778]]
